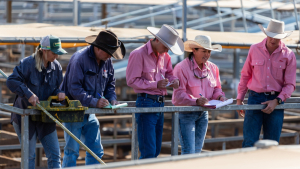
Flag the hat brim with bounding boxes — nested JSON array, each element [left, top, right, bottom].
[[184, 40, 222, 52], [51, 48, 67, 55], [147, 27, 184, 55], [258, 24, 293, 39], [85, 35, 125, 60]]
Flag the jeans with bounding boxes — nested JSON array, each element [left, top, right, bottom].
[[135, 95, 164, 159], [242, 90, 284, 147], [13, 122, 61, 169], [178, 111, 208, 154], [62, 114, 104, 167]]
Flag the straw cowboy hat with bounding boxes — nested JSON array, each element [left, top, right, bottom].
[[184, 35, 222, 52], [258, 19, 293, 39], [147, 24, 184, 55], [85, 30, 126, 60]]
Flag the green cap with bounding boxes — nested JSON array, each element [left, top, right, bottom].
[[39, 35, 67, 55]]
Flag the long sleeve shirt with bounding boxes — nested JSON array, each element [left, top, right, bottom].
[[237, 38, 296, 101], [172, 57, 225, 106], [126, 40, 178, 95], [7, 56, 63, 140], [60, 45, 117, 107]]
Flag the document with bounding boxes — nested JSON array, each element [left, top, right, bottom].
[[202, 98, 233, 109], [103, 103, 128, 109]]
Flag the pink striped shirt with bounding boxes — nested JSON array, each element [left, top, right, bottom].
[[172, 57, 225, 106], [126, 40, 178, 95], [237, 38, 296, 101]]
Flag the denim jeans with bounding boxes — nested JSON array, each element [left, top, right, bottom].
[[242, 90, 284, 147], [13, 122, 61, 169], [178, 111, 208, 154], [135, 96, 164, 159], [62, 114, 104, 167]]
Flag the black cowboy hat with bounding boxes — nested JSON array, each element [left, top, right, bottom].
[[85, 30, 126, 60]]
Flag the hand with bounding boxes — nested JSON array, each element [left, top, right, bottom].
[[261, 99, 279, 114], [111, 100, 119, 106], [196, 97, 209, 106], [236, 99, 245, 117], [157, 79, 169, 89], [57, 93, 65, 101], [219, 95, 227, 101], [96, 98, 110, 108], [169, 79, 179, 89], [28, 94, 40, 106]]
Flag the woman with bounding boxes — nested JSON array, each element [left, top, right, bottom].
[[7, 35, 67, 168], [172, 35, 227, 154]]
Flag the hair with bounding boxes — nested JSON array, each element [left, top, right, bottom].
[[188, 48, 199, 60], [33, 46, 47, 72]]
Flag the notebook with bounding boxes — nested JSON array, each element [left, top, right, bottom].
[[103, 103, 128, 109], [202, 98, 233, 109]]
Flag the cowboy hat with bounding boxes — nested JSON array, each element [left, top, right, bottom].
[[85, 30, 126, 60], [147, 24, 184, 55], [184, 35, 222, 52], [258, 19, 293, 39]]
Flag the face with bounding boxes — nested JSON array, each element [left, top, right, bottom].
[[94, 47, 112, 62], [154, 39, 169, 54], [266, 36, 281, 49], [193, 48, 211, 65], [43, 50, 58, 62]]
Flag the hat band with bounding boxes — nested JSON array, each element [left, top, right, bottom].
[[40, 45, 51, 50], [98, 40, 121, 49]]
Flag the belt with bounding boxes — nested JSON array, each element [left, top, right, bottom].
[[137, 93, 165, 102], [250, 90, 280, 95]]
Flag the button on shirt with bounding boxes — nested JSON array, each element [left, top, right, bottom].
[[172, 57, 225, 106], [126, 40, 178, 95], [237, 38, 296, 101]]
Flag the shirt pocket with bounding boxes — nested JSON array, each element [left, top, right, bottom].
[[142, 69, 156, 81], [84, 70, 97, 92], [272, 61, 286, 79], [207, 73, 217, 88], [251, 60, 265, 75], [187, 78, 201, 95]]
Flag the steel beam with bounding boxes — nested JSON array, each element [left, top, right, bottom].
[[21, 115, 29, 169], [171, 112, 179, 156]]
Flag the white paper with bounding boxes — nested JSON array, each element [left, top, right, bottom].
[[204, 98, 233, 108]]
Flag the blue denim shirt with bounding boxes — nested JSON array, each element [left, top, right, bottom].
[[60, 45, 116, 108], [7, 55, 63, 140]]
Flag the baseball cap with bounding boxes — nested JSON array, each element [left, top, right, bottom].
[[39, 35, 67, 55]]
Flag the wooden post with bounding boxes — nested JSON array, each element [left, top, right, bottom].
[[6, 1, 12, 23], [101, 4, 107, 25]]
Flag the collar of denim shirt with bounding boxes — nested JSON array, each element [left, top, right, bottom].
[[88, 45, 109, 64]]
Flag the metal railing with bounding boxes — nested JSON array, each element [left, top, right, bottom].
[[1, 97, 300, 168]]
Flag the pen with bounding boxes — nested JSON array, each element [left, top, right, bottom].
[[97, 93, 105, 99], [199, 93, 203, 97], [161, 74, 165, 79]]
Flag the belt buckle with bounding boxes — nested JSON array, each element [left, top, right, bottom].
[[157, 96, 164, 102], [271, 91, 275, 95]]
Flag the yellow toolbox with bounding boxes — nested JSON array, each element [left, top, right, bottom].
[[29, 96, 88, 123]]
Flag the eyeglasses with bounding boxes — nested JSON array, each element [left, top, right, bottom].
[[193, 69, 208, 79], [192, 58, 208, 79]]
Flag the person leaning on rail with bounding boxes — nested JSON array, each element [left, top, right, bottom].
[[236, 19, 297, 147], [172, 35, 227, 154], [60, 30, 125, 167], [6, 35, 67, 169], [126, 24, 182, 159]]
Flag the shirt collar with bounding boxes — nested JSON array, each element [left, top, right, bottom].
[[89, 45, 107, 63], [190, 56, 210, 71], [146, 39, 166, 57]]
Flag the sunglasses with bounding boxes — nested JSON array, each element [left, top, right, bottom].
[[191, 57, 208, 79]]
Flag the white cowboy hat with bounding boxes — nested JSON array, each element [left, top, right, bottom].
[[147, 24, 184, 55], [258, 19, 293, 39], [184, 35, 222, 52]]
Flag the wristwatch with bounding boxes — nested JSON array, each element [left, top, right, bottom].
[[276, 97, 282, 104]]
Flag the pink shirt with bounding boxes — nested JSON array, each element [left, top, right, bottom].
[[126, 40, 178, 96], [172, 57, 225, 106], [237, 38, 296, 101]]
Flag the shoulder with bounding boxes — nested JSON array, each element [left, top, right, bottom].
[[174, 58, 188, 72], [53, 60, 62, 71], [20, 55, 35, 64], [129, 44, 147, 58], [206, 61, 220, 72], [69, 46, 90, 65]]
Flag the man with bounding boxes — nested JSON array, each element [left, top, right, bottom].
[[237, 19, 296, 147], [126, 24, 183, 159], [60, 30, 125, 167]]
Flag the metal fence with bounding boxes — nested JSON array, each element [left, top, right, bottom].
[[0, 97, 300, 168]]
